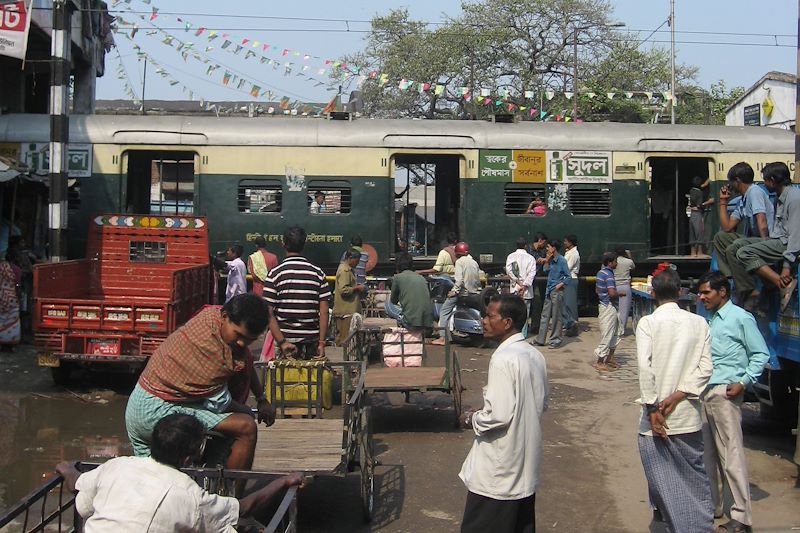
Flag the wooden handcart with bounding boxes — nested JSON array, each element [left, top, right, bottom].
[[0, 464, 299, 533], [252, 359, 375, 523], [343, 327, 464, 427]]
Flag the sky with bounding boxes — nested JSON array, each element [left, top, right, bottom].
[[97, 0, 797, 107]]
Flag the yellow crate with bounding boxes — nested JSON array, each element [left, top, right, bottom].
[[265, 365, 334, 410]]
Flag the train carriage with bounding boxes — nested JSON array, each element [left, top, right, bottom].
[[0, 114, 793, 271]]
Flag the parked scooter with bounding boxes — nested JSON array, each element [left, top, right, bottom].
[[428, 275, 497, 346]]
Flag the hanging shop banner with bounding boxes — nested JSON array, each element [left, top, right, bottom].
[[479, 149, 546, 183], [20, 143, 93, 178], [0, 1, 33, 61], [546, 151, 612, 183]]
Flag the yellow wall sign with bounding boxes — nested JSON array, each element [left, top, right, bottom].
[[513, 150, 546, 183]]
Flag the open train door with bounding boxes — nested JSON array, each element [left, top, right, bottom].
[[121, 150, 199, 216], [391, 154, 461, 257], [646, 157, 714, 258]]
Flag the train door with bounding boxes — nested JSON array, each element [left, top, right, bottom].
[[122, 150, 198, 215], [647, 157, 711, 256], [392, 154, 460, 256]]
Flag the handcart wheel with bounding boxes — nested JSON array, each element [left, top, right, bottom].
[[452, 352, 464, 428], [359, 406, 375, 522]]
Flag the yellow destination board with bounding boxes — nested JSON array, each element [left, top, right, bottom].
[[512, 150, 546, 183]]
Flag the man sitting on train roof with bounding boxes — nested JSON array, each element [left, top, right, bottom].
[[711, 162, 775, 305], [730, 162, 799, 311], [416, 231, 458, 276], [59, 414, 302, 532], [125, 294, 275, 476]]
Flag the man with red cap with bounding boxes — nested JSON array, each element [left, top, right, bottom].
[[432, 242, 481, 345]]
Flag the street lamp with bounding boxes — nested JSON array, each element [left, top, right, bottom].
[[572, 22, 626, 119]]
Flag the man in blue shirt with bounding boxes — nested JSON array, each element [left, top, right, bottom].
[[593, 252, 620, 372], [711, 162, 774, 302], [733, 162, 799, 310], [697, 271, 769, 533], [533, 240, 570, 348]]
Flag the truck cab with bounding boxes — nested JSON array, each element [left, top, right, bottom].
[[33, 215, 212, 384]]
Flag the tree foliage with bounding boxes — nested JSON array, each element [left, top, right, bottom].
[[336, 0, 733, 124]]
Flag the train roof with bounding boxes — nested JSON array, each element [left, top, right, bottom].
[[0, 114, 792, 153]]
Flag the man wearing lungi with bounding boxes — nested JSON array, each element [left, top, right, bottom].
[[592, 252, 620, 371], [126, 294, 275, 474], [698, 271, 769, 533], [636, 268, 714, 533], [458, 294, 548, 533]]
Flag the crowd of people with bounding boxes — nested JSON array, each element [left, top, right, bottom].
[[48, 155, 797, 532]]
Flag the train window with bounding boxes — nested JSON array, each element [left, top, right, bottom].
[[307, 181, 351, 214], [129, 241, 167, 263], [238, 180, 282, 213], [568, 185, 611, 216], [504, 185, 546, 215], [150, 158, 195, 215]]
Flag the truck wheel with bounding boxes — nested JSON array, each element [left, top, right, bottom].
[[51, 364, 72, 386]]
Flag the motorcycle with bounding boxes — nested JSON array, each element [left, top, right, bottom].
[[428, 275, 498, 347]]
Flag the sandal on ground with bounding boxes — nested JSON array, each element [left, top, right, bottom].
[[606, 359, 620, 369], [591, 361, 609, 372]]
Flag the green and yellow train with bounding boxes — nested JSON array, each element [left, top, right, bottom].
[[0, 114, 793, 272]]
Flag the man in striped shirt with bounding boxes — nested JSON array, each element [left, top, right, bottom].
[[264, 226, 331, 359]]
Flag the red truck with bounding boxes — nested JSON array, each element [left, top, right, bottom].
[[33, 214, 212, 384]]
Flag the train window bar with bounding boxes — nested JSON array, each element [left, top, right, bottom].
[[568, 185, 612, 216], [503, 184, 546, 215], [307, 181, 352, 215], [238, 180, 283, 214]]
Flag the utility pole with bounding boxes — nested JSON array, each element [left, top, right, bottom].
[[141, 57, 147, 115], [670, 0, 676, 124], [49, 0, 71, 262], [572, 27, 579, 119]]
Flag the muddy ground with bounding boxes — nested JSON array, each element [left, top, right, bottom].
[[0, 318, 798, 532]]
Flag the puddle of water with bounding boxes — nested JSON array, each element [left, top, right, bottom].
[[0, 393, 131, 508]]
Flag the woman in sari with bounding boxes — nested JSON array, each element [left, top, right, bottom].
[[0, 259, 21, 349]]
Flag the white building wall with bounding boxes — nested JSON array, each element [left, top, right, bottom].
[[725, 80, 795, 130]]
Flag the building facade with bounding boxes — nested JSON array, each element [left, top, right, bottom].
[[725, 71, 796, 131]]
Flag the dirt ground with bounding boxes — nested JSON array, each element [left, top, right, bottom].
[[0, 318, 798, 532]]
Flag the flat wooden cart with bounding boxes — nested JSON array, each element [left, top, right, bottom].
[[343, 327, 464, 427], [252, 359, 375, 522]]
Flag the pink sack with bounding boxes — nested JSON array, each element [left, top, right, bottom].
[[382, 328, 423, 367]]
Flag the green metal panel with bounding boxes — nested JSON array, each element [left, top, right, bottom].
[[67, 173, 123, 258], [197, 174, 392, 267], [461, 179, 649, 264]]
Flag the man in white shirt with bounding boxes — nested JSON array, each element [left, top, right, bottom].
[[505, 237, 536, 338], [214, 245, 247, 303], [561, 234, 580, 336], [636, 269, 714, 533], [57, 414, 302, 533], [432, 242, 481, 344], [459, 294, 548, 533]]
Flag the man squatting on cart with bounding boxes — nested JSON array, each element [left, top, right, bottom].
[[125, 294, 276, 479]]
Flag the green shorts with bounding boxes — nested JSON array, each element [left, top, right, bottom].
[[125, 383, 233, 456]]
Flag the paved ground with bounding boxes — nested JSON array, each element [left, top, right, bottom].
[[0, 319, 798, 532]]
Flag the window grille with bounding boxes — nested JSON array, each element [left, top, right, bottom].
[[307, 181, 352, 214], [238, 180, 282, 213], [504, 184, 546, 215], [129, 241, 167, 263], [568, 185, 611, 216]]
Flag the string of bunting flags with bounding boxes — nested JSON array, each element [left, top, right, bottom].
[[108, 0, 677, 120]]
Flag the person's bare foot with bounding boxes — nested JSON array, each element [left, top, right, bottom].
[[592, 361, 610, 372], [429, 338, 446, 345]]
